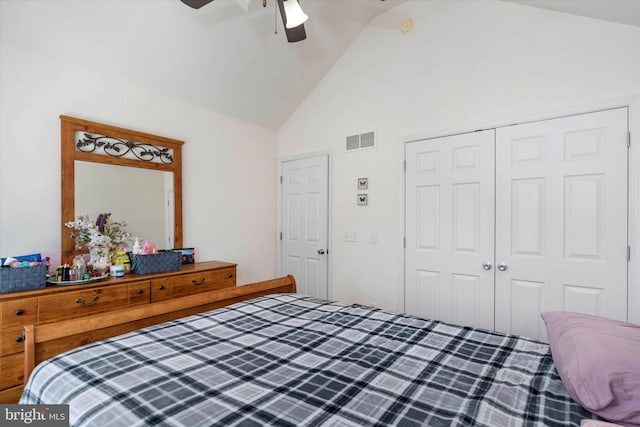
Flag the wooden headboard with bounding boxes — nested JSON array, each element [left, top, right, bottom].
[[23, 275, 296, 382]]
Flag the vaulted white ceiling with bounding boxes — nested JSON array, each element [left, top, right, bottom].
[[1, 0, 638, 130], [505, 0, 640, 29]]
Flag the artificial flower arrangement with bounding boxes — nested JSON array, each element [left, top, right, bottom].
[[65, 213, 133, 251]]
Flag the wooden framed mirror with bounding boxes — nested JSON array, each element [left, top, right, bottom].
[[60, 116, 184, 262]]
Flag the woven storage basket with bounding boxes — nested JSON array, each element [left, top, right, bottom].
[[0, 264, 47, 293], [131, 251, 182, 275]]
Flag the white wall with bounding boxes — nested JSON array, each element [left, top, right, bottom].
[[0, 18, 277, 285], [277, 0, 640, 314]]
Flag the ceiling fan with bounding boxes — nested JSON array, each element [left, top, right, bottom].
[[180, 0, 308, 42]]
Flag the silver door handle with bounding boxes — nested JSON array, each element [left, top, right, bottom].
[[482, 262, 492, 270], [317, 249, 326, 255], [497, 263, 507, 271]]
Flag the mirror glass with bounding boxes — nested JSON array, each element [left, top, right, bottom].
[[74, 161, 174, 250]]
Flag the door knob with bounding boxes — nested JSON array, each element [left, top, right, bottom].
[[482, 262, 492, 270], [317, 249, 326, 255], [497, 263, 507, 271]]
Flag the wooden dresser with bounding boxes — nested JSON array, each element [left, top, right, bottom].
[[0, 260, 236, 403]]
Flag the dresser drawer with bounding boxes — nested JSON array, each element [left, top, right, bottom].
[[0, 384, 23, 404], [150, 280, 172, 302], [128, 281, 150, 306], [1, 326, 26, 356], [2, 298, 38, 328], [38, 284, 130, 323], [151, 267, 235, 301], [0, 353, 24, 391], [1, 298, 38, 356], [170, 267, 235, 298]]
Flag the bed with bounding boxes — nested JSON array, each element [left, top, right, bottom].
[[20, 276, 612, 426]]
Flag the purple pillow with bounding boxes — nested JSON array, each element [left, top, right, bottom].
[[541, 312, 640, 426]]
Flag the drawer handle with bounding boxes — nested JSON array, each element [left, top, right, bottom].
[[159, 285, 165, 290], [192, 278, 206, 285], [15, 335, 24, 343], [15, 309, 24, 316], [76, 296, 99, 307], [137, 289, 144, 295], [228, 273, 233, 279]]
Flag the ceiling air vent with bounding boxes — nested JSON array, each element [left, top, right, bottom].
[[345, 131, 376, 152]]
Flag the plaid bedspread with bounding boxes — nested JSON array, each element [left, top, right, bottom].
[[21, 294, 596, 426]]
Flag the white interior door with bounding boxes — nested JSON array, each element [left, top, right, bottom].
[[495, 108, 628, 340], [405, 130, 495, 330], [281, 155, 329, 299]]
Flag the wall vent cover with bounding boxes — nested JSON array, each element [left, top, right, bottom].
[[360, 131, 375, 148], [345, 131, 375, 151], [346, 135, 360, 151]]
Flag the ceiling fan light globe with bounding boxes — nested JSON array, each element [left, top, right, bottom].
[[283, 0, 308, 28]]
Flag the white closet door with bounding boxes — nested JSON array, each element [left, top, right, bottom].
[[405, 130, 495, 329], [495, 108, 628, 340]]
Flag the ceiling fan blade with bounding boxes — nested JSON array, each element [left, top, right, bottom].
[[277, 0, 307, 43], [180, 0, 215, 9], [284, 24, 306, 43]]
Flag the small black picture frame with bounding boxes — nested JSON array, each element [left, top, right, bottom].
[[173, 247, 195, 264]]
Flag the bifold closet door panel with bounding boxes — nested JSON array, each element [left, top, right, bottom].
[[405, 130, 495, 330], [494, 108, 628, 340]]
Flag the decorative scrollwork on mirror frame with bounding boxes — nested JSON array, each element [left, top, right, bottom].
[[76, 132, 174, 164]]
